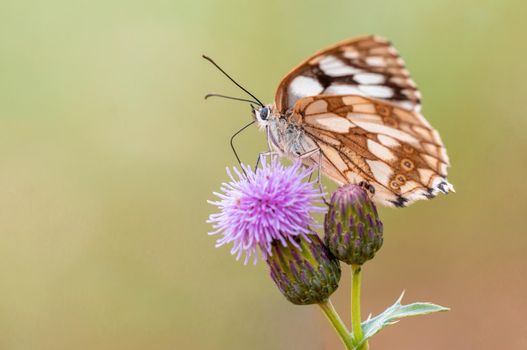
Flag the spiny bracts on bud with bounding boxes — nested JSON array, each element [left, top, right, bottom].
[[324, 184, 383, 265], [266, 233, 341, 305]]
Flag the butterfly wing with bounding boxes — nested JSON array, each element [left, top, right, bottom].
[[290, 95, 453, 207], [275, 35, 421, 114]]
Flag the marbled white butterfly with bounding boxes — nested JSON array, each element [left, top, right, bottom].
[[204, 35, 454, 207]]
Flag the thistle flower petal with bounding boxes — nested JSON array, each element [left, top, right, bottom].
[[207, 157, 326, 264]]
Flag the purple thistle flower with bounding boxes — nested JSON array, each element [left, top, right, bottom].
[[207, 157, 326, 264]]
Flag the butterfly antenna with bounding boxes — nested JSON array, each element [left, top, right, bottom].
[[230, 121, 255, 173], [204, 93, 261, 105], [202, 55, 264, 107]]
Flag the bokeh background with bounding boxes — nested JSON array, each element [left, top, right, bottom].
[[1, 0, 526, 349]]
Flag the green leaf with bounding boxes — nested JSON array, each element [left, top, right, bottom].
[[359, 292, 449, 342]]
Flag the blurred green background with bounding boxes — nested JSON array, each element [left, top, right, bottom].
[[1, 0, 526, 349]]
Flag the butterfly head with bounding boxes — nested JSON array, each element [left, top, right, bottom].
[[253, 104, 277, 128]]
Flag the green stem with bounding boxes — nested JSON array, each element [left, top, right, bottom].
[[319, 299, 355, 350], [352, 265, 368, 350]]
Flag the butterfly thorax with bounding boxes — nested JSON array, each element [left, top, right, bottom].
[[255, 104, 316, 158]]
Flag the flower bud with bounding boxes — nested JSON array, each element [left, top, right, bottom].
[[324, 184, 383, 265], [266, 233, 341, 305]]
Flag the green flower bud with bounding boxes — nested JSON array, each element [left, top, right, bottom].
[[324, 185, 383, 265], [266, 233, 341, 305]]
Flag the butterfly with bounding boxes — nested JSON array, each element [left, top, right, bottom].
[[204, 35, 454, 207]]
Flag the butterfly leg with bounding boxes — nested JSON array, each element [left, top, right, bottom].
[[358, 180, 376, 197], [254, 126, 282, 170], [254, 151, 280, 171], [266, 126, 273, 153], [298, 148, 321, 181], [297, 147, 330, 205]]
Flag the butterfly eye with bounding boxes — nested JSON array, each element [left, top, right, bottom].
[[259, 107, 269, 121]]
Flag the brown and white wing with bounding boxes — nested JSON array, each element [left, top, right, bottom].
[[275, 35, 421, 114], [291, 95, 453, 207]]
